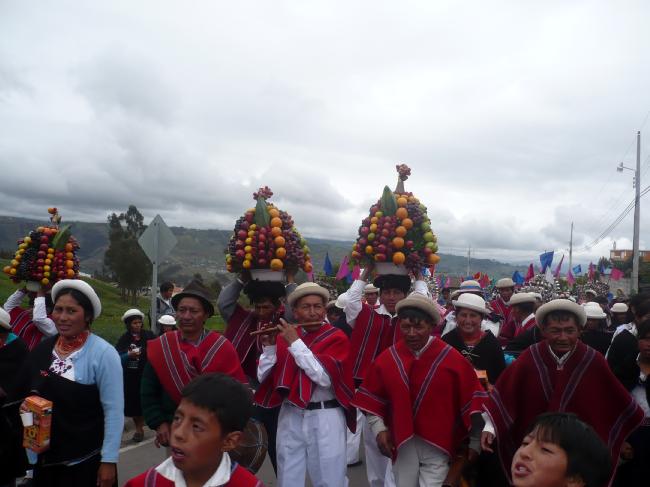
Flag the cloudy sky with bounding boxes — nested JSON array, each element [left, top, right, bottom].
[[2, 0, 650, 267]]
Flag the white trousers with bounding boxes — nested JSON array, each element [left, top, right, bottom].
[[346, 409, 362, 464], [362, 414, 396, 487], [392, 437, 449, 487], [276, 402, 347, 487]]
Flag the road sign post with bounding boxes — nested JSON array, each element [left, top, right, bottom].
[[138, 215, 177, 333]]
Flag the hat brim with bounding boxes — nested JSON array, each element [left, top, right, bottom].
[[535, 299, 587, 328], [287, 286, 330, 308], [396, 296, 441, 324], [171, 292, 214, 316], [452, 300, 489, 315], [51, 279, 102, 320]]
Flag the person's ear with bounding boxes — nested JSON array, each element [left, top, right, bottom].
[[222, 431, 243, 452], [565, 476, 585, 487]]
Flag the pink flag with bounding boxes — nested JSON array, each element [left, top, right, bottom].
[[479, 273, 490, 288], [611, 268, 624, 281], [336, 255, 350, 280], [588, 262, 595, 280], [352, 265, 361, 280], [307, 270, 314, 281], [444, 276, 452, 288], [553, 255, 564, 278], [525, 264, 535, 282], [567, 269, 576, 286]]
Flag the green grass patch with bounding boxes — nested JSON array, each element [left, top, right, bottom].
[[1, 259, 225, 345]]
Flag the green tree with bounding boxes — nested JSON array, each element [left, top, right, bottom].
[[104, 205, 152, 304]]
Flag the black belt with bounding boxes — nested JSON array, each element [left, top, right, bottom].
[[306, 399, 340, 410]]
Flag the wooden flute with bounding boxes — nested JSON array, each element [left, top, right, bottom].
[[249, 321, 324, 336]]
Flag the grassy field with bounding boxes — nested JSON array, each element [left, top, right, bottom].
[[0, 259, 225, 345]]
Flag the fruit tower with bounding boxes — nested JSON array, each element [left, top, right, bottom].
[[3, 208, 81, 288], [226, 187, 312, 274], [351, 164, 439, 273]]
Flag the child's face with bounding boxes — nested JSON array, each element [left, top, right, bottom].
[[170, 399, 241, 479], [511, 430, 584, 487]]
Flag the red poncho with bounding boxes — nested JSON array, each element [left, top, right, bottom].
[[347, 305, 398, 382], [223, 304, 265, 379], [255, 323, 356, 430], [10, 307, 47, 351], [124, 463, 263, 487], [352, 338, 487, 460], [147, 330, 247, 403], [484, 341, 644, 481]]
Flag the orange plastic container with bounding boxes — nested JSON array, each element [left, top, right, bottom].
[[22, 395, 53, 453]]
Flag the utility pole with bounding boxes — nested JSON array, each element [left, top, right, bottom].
[[569, 222, 574, 273], [632, 131, 641, 294], [467, 247, 471, 277]]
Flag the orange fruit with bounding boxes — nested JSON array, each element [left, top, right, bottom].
[[269, 208, 280, 218], [276, 247, 287, 258], [392, 237, 405, 249], [370, 216, 379, 224], [41, 278, 49, 285], [392, 252, 406, 265], [274, 236, 286, 247], [402, 218, 413, 229], [65, 260, 74, 269], [369, 223, 378, 233], [427, 254, 441, 265], [271, 227, 282, 237], [66, 269, 75, 278], [243, 260, 252, 269], [397, 197, 408, 207], [396, 207, 408, 220], [365, 245, 374, 255], [3, 266, 11, 274], [270, 217, 282, 228], [270, 259, 284, 271], [65, 252, 74, 259], [395, 226, 407, 237], [304, 262, 313, 273], [65, 243, 73, 252], [9, 268, 16, 275]]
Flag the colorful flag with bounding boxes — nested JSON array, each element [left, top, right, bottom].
[[567, 269, 576, 286], [588, 262, 595, 280], [512, 271, 525, 285], [545, 266, 554, 284], [307, 270, 314, 281], [443, 276, 452, 288], [598, 262, 606, 274], [323, 252, 333, 276], [479, 273, 490, 288], [573, 264, 582, 275], [473, 271, 482, 280], [610, 268, 624, 281], [539, 251, 554, 272], [525, 264, 535, 282], [553, 255, 564, 278], [335, 255, 350, 280], [352, 264, 361, 280]]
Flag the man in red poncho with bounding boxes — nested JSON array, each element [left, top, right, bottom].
[[490, 278, 515, 332], [352, 294, 487, 487], [481, 299, 644, 484], [255, 282, 354, 487], [3, 287, 56, 350], [141, 280, 247, 449]]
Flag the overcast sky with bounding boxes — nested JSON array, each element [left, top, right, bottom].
[[2, 0, 650, 267]]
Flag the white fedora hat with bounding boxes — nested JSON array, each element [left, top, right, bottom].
[[507, 292, 537, 307], [158, 314, 177, 326], [396, 294, 441, 324], [458, 280, 482, 293], [583, 303, 607, 320], [122, 308, 145, 323], [287, 282, 330, 308], [452, 293, 490, 315], [364, 284, 379, 294], [535, 299, 587, 328], [611, 303, 628, 314], [495, 278, 515, 289], [51, 279, 102, 320]]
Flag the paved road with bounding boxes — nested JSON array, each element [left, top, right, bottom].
[[117, 426, 370, 486]]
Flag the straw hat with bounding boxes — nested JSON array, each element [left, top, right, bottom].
[[395, 294, 441, 324], [452, 293, 490, 315], [458, 280, 482, 293], [364, 284, 379, 294], [535, 299, 587, 328], [287, 282, 330, 308], [52, 279, 102, 320]]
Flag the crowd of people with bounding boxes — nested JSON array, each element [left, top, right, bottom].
[[0, 266, 648, 487]]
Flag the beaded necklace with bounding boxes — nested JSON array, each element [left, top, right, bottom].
[[55, 330, 90, 359]]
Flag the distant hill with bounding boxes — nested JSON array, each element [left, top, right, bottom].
[[0, 215, 525, 284]]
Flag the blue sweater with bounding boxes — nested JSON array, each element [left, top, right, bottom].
[[65, 333, 124, 463]]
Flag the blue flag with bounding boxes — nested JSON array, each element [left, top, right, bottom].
[[323, 252, 333, 276], [512, 270, 525, 285], [598, 262, 606, 274], [573, 264, 582, 275], [539, 251, 554, 273]]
